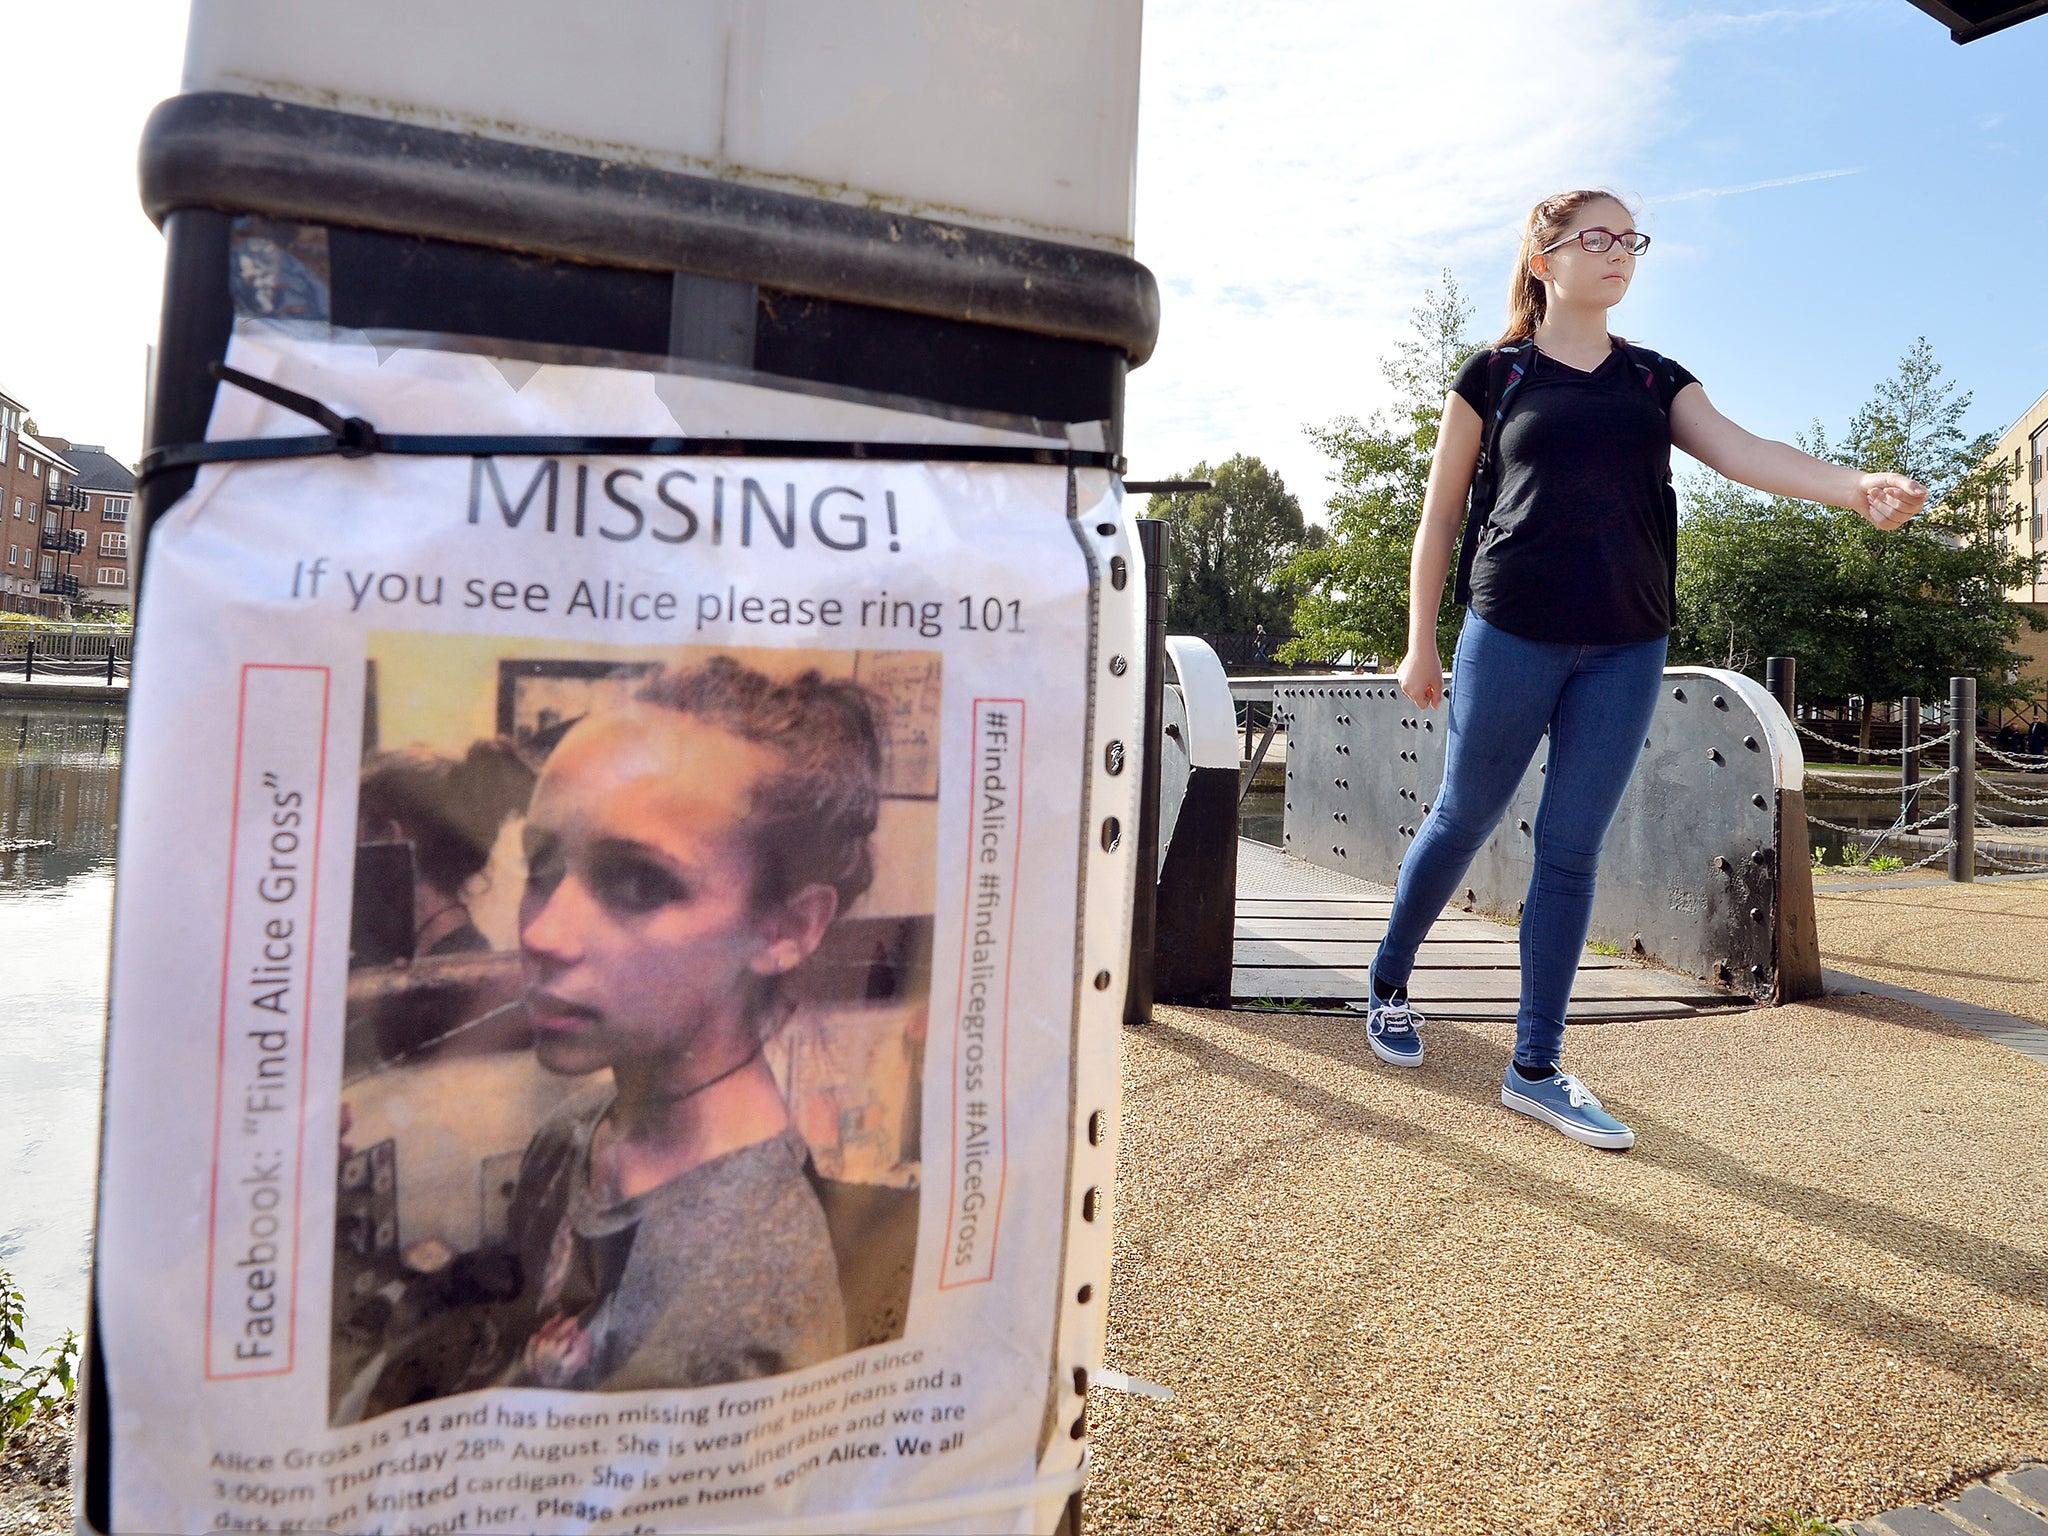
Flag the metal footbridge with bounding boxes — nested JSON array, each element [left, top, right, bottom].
[[1142, 643, 1820, 1023]]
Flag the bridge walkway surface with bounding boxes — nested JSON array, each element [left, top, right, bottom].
[[1231, 839, 1749, 1020]]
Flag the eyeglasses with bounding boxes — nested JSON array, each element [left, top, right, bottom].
[[1540, 227, 1651, 256]]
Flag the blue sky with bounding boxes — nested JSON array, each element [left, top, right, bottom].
[[1, 1, 2042, 519], [1127, 0, 2048, 514]]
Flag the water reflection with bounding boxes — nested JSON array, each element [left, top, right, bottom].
[[0, 701, 123, 1352], [1, 704, 122, 886]]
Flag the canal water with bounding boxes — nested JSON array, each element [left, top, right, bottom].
[[1, 700, 121, 1354], [1240, 783, 1282, 847]]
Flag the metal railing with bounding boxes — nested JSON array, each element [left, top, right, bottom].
[[1773, 661, 2048, 880], [0, 623, 133, 685]]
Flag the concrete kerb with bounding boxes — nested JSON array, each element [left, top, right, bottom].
[[1822, 968, 2048, 1068], [0, 678, 130, 703], [1853, 1459, 2048, 1535]]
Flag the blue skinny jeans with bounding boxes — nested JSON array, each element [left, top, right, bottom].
[[1373, 611, 1667, 1070]]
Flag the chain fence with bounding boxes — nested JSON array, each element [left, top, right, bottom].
[[1806, 766, 1955, 797], [1974, 803, 2048, 825], [1890, 840, 1960, 872], [1976, 842, 2048, 875], [1979, 740, 2048, 771], [1791, 718, 1959, 758], [1795, 712, 2048, 876], [1807, 806, 1954, 840], [1979, 778, 2048, 808]]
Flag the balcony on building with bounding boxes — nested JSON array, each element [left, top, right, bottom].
[[39, 528, 85, 553]]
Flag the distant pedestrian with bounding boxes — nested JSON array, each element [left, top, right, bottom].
[[1364, 189, 1924, 1151], [2029, 717, 2047, 768]]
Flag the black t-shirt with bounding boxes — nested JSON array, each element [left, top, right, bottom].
[[1452, 342, 1698, 645]]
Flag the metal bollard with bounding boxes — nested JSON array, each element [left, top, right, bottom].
[[1901, 695, 1920, 827], [1949, 676, 1975, 882], [1765, 655, 1796, 721], [23, 636, 33, 683], [1124, 517, 1170, 1027], [105, 646, 117, 686]]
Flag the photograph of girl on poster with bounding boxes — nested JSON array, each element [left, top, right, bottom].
[[332, 643, 935, 1422]]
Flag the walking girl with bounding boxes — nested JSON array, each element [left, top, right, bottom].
[[1366, 189, 1925, 1149]]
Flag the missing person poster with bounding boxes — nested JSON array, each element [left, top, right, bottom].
[[91, 326, 1139, 1534]]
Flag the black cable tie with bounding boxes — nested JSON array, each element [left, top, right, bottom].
[[205, 361, 348, 434], [206, 361, 384, 460], [137, 368, 1127, 484]]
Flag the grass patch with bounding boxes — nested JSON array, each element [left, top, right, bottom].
[[1814, 842, 1908, 873], [1238, 997, 1315, 1013], [1751, 1514, 1850, 1536]]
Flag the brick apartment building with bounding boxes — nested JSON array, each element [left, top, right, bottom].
[[1, 389, 78, 614], [42, 439, 135, 610], [0, 387, 134, 616]]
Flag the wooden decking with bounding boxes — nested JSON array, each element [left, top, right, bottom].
[[1233, 840, 1746, 1020]]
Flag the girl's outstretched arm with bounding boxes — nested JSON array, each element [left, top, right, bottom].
[[1670, 383, 1925, 531], [1398, 392, 1484, 709]]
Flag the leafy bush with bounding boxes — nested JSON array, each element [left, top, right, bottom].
[[1813, 841, 1907, 872], [0, 1269, 79, 1446]]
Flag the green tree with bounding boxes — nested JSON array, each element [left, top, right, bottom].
[[1278, 270, 1481, 665], [1144, 453, 1314, 634], [1673, 338, 2043, 724]]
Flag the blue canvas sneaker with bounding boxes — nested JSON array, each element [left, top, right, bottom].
[[1500, 1067, 1635, 1151], [1364, 995, 1425, 1068]]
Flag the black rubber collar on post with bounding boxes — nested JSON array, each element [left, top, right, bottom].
[[137, 364, 1126, 483], [139, 92, 1161, 366]]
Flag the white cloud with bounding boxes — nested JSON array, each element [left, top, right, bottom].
[[1653, 167, 1864, 201], [1126, 0, 1680, 520], [1670, 3, 1853, 35]]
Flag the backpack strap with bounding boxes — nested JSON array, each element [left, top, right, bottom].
[[1620, 341, 1680, 487], [1620, 341, 1668, 406], [1453, 341, 1534, 606]]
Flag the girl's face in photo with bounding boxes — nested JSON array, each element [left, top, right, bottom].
[[518, 707, 820, 1079], [1535, 197, 1638, 312]]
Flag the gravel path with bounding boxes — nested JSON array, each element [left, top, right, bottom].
[[1, 1409, 72, 1536], [1087, 996, 2048, 1536], [1816, 875, 2048, 1027]]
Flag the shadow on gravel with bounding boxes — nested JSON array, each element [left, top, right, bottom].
[[1145, 1011, 2048, 1411], [1825, 951, 2041, 987], [1209, 1003, 2048, 1311]]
